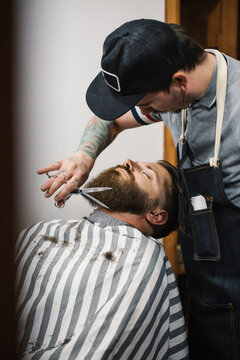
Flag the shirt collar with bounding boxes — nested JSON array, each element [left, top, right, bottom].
[[88, 209, 130, 227]]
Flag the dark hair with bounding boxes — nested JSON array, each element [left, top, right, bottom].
[[151, 23, 206, 92], [153, 160, 179, 237], [170, 23, 206, 70]]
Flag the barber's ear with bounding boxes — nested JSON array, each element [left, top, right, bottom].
[[171, 71, 187, 91], [146, 207, 168, 226]]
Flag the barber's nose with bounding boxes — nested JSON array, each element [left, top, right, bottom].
[[123, 158, 136, 172]]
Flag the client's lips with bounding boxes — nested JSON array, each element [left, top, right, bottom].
[[115, 167, 131, 179]]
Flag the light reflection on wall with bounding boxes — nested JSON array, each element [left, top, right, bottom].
[[14, 0, 165, 233]]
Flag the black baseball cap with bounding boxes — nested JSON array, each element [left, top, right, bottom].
[[86, 19, 185, 120]]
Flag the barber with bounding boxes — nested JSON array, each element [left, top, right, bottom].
[[38, 19, 240, 359]]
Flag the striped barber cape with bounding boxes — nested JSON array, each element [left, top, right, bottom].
[[15, 210, 189, 360]]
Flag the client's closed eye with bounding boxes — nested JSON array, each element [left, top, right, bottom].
[[142, 171, 150, 179]]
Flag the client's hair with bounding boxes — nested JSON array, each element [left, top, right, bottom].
[[153, 160, 179, 237]]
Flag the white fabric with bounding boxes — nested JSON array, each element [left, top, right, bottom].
[[15, 214, 189, 360], [209, 50, 227, 167]]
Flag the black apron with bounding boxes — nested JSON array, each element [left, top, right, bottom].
[[177, 51, 240, 360]]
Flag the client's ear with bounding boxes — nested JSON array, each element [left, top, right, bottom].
[[146, 207, 168, 225]]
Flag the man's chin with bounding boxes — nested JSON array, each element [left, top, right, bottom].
[[155, 108, 182, 114], [173, 109, 182, 114]]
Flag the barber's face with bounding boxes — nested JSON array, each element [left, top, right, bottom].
[[136, 87, 192, 114]]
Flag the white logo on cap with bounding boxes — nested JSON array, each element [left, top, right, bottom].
[[101, 68, 121, 92]]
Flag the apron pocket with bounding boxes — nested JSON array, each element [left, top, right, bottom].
[[190, 196, 221, 261], [188, 296, 237, 360]]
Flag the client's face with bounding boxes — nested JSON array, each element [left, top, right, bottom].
[[85, 159, 172, 214], [85, 165, 148, 214], [118, 159, 172, 200]]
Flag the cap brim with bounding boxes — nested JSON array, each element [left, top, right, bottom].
[[86, 72, 148, 120]]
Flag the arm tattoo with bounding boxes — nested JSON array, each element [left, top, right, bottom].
[[78, 118, 118, 159]]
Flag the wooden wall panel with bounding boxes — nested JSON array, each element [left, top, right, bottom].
[[163, 0, 181, 279], [180, 0, 239, 58], [165, 0, 181, 23]]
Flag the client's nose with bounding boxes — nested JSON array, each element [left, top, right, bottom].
[[123, 159, 135, 172]]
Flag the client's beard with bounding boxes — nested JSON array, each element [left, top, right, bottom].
[[85, 165, 151, 215]]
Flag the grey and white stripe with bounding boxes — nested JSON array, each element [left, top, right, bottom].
[[16, 214, 189, 360]]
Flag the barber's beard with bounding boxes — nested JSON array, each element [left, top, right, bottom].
[[85, 165, 150, 214], [173, 88, 192, 113]]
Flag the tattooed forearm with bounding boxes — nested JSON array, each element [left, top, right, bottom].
[[78, 117, 119, 159]]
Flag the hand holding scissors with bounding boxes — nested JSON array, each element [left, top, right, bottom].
[[46, 172, 112, 209]]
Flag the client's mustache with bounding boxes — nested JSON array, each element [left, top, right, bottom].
[[114, 165, 132, 176]]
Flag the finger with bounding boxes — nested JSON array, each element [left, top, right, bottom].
[[37, 161, 62, 175], [53, 177, 81, 202], [44, 170, 73, 198], [40, 176, 56, 192]]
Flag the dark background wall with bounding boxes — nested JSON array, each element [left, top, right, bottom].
[[0, 0, 16, 358]]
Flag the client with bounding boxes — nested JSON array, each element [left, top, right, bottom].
[[15, 158, 189, 360]]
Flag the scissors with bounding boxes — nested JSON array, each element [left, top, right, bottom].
[[46, 173, 112, 209]]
